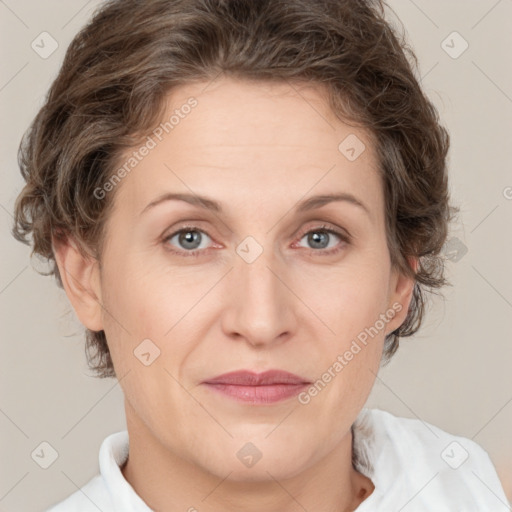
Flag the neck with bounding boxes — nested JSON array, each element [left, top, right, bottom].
[[121, 401, 374, 512]]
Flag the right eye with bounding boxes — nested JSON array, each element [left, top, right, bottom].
[[162, 226, 215, 257]]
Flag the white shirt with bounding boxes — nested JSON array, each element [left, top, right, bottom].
[[46, 408, 510, 511]]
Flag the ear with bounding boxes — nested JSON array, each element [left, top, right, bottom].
[[385, 256, 418, 335], [52, 235, 104, 332]]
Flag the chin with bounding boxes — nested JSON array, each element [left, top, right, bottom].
[[201, 440, 315, 482]]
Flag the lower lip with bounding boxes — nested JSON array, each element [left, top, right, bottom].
[[202, 383, 309, 404]]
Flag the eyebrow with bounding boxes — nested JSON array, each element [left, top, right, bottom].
[[139, 192, 370, 217]]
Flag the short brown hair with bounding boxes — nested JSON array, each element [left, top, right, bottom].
[[12, 0, 457, 378]]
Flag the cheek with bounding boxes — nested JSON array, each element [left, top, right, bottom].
[[97, 253, 160, 369], [303, 266, 390, 418], [312, 262, 390, 330], [99, 253, 204, 379], [305, 261, 392, 390], [101, 248, 169, 327]]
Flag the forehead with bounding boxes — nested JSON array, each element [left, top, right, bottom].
[[112, 78, 383, 220], [160, 78, 375, 158]]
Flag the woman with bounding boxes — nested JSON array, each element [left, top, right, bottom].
[[12, 0, 509, 510]]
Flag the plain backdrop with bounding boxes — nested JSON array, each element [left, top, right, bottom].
[[1, 1, 511, 510]]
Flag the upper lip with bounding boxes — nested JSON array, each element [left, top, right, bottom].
[[202, 370, 311, 386]]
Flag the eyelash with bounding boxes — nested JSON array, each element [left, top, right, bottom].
[[162, 224, 351, 258]]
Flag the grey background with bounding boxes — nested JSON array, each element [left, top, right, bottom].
[[1, 1, 511, 510]]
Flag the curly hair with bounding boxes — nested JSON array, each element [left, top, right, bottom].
[[11, 0, 457, 378]]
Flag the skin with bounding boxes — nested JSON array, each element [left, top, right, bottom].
[[54, 77, 417, 512]]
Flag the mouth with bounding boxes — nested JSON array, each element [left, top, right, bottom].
[[201, 369, 311, 405]]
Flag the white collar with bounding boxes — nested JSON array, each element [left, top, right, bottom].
[[94, 407, 509, 512]]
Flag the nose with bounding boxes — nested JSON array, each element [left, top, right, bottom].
[[220, 243, 298, 348]]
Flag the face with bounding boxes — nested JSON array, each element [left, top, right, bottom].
[[59, 78, 414, 482]]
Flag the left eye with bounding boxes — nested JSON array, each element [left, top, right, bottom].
[[297, 227, 344, 251]]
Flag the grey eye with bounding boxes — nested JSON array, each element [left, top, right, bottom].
[[166, 229, 211, 251], [298, 229, 341, 250]]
